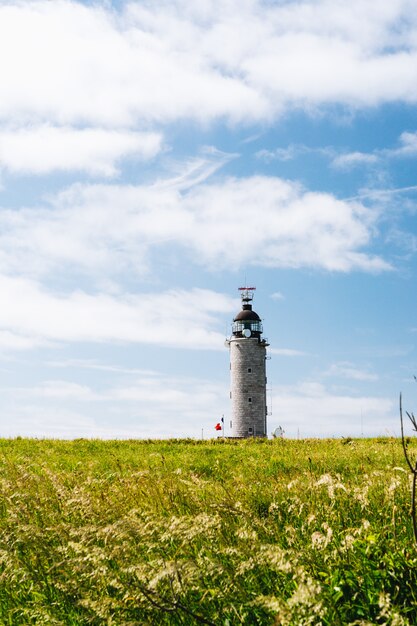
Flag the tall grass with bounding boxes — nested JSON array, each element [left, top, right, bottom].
[[0, 437, 416, 625]]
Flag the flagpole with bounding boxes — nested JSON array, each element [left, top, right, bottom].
[[222, 414, 224, 438]]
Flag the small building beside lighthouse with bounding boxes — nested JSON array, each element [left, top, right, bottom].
[[225, 287, 269, 438]]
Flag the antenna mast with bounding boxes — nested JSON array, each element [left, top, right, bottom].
[[238, 286, 256, 304]]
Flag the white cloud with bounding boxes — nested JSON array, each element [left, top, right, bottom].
[[46, 358, 158, 376], [0, 277, 234, 350], [0, 0, 265, 127], [0, 404, 102, 439], [270, 291, 285, 300], [324, 361, 378, 381], [0, 330, 50, 350], [180, 176, 389, 272], [0, 171, 389, 279], [388, 131, 417, 157], [269, 348, 307, 357], [1, 0, 417, 132], [332, 151, 379, 169], [0, 126, 163, 176], [0, 372, 228, 438], [271, 381, 394, 437], [256, 146, 303, 162], [256, 144, 333, 163], [332, 130, 417, 170], [258, 130, 417, 172], [30, 380, 98, 400]]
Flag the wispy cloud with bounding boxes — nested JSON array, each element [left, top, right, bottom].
[[386, 131, 417, 158], [269, 348, 307, 357], [331, 151, 379, 170], [46, 359, 159, 376], [29, 380, 99, 400], [324, 361, 378, 381], [256, 144, 332, 163], [345, 184, 417, 202], [271, 381, 393, 437], [332, 130, 417, 171], [0, 372, 228, 438], [154, 147, 238, 191], [270, 291, 285, 300], [0, 279, 235, 350], [257, 131, 417, 173], [256, 145, 304, 162]]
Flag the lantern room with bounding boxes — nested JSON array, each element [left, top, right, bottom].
[[232, 287, 263, 339]]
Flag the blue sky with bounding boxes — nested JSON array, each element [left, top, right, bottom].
[[0, 0, 417, 438]]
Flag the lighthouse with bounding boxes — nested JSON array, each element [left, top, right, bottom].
[[226, 287, 269, 438]]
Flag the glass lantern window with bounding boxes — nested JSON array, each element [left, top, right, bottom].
[[233, 321, 263, 334]]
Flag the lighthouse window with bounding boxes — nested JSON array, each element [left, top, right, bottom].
[[248, 427, 253, 434], [232, 320, 263, 334], [247, 368, 252, 373], [248, 397, 252, 403]]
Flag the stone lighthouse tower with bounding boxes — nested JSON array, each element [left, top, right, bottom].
[[226, 287, 269, 438]]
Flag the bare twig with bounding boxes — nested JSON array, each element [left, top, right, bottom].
[[400, 392, 417, 546], [400, 394, 414, 472]]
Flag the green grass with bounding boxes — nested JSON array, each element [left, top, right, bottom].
[[0, 437, 416, 625]]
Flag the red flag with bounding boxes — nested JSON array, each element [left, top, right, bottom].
[[215, 423, 222, 431]]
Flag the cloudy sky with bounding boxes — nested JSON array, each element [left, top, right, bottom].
[[1, 0, 417, 439]]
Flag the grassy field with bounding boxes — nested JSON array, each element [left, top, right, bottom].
[[0, 437, 416, 625]]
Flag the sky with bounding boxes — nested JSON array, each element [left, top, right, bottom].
[[0, 0, 417, 439]]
